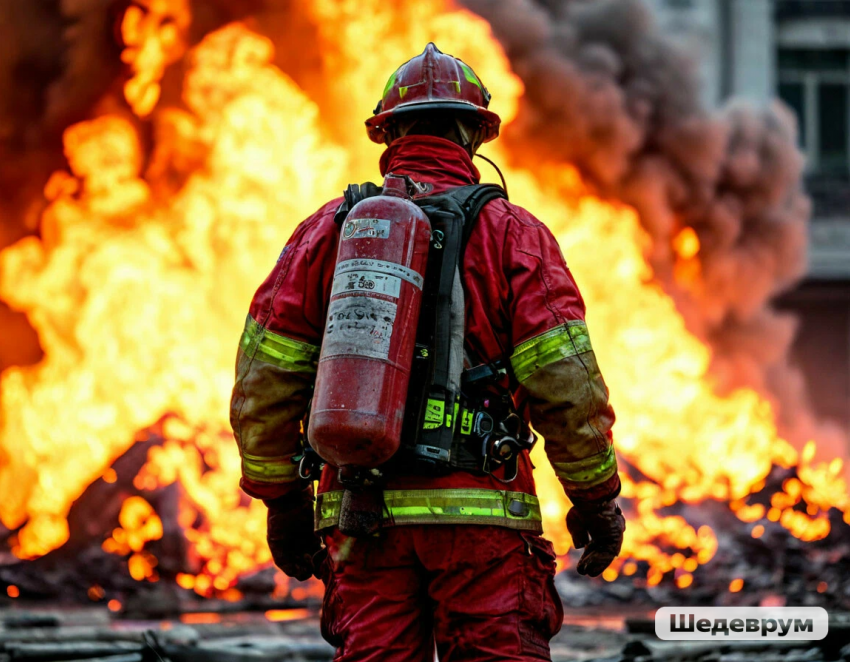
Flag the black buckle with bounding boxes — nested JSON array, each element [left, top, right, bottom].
[[473, 411, 494, 437], [338, 465, 384, 488], [479, 413, 535, 482], [480, 434, 520, 482], [462, 361, 506, 388], [413, 444, 451, 464]]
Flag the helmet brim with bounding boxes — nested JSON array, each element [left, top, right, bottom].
[[366, 101, 500, 144]]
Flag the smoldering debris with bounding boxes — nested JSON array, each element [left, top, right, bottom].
[[0, 609, 336, 662]]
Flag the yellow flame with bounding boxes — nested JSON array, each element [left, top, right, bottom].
[[673, 227, 700, 260], [121, 0, 192, 116]]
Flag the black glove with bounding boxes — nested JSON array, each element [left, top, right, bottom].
[[566, 497, 625, 577], [264, 487, 323, 581]]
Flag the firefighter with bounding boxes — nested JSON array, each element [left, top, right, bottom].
[[230, 43, 625, 662]]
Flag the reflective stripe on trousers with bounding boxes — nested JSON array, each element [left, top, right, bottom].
[[316, 488, 543, 533]]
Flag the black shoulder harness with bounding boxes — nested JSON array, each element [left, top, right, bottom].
[[404, 184, 507, 473]]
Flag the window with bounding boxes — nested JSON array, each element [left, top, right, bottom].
[[778, 48, 850, 178]]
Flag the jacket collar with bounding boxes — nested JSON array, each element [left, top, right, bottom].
[[378, 135, 481, 192]]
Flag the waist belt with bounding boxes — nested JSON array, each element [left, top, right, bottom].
[[315, 488, 543, 532]]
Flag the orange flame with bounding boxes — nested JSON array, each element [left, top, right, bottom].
[[121, 0, 192, 116], [673, 227, 700, 260], [0, 0, 846, 593]]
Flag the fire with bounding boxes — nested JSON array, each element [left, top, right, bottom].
[[266, 608, 312, 622], [121, 0, 192, 116], [102, 496, 163, 556], [673, 227, 700, 260], [0, 0, 847, 596]]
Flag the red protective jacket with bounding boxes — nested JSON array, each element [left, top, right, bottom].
[[230, 136, 619, 532]]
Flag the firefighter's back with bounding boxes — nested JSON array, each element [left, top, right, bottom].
[[231, 43, 624, 662]]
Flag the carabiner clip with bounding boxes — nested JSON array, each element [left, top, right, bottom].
[[297, 451, 323, 480], [432, 229, 445, 250]]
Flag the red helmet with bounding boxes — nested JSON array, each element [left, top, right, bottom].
[[366, 43, 501, 145]]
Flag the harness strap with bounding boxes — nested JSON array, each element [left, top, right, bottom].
[[407, 183, 509, 472], [429, 200, 464, 392], [457, 184, 508, 257]]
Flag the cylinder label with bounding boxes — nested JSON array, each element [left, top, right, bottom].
[[335, 259, 423, 290], [331, 270, 402, 298], [341, 218, 391, 240], [322, 296, 397, 360]]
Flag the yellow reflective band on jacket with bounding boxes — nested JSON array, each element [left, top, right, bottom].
[[510, 321, 593, 383], [315, 489, 543, 532], [552, 446, 618, 487], [241, 452, 301, 484], [239, 315, 320, 374]]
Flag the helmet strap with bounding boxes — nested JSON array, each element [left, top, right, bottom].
[[454, 118, 486, 156]]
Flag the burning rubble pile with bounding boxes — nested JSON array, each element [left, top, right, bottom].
[[559, 461, 850, 611], [0, 0, 848, 610]]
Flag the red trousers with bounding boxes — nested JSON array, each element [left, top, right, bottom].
[[319, 526, 564, 661]]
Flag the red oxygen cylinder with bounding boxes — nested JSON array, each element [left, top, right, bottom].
[[308, 175, 431, 471]]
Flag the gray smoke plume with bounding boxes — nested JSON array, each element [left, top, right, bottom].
[[461, 0, 844, 454]]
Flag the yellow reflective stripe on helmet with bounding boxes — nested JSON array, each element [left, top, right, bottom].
[[241, 452, 301, 483], [459, 62, 482, 89], [552, 446, 618, 487], [383, 70, 398, 98], [315, 489, 542, 532], [510, 321, 593, 383], [239, 315, 320, 374]]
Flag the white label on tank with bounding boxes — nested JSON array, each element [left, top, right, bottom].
[[335, 259, 423, 290], [322, 296, 397, 360], [342, 218, 391, 240], [332, 270, 402, 298]]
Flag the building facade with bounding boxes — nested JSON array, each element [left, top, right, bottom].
[[647, 0, 850, 435]]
